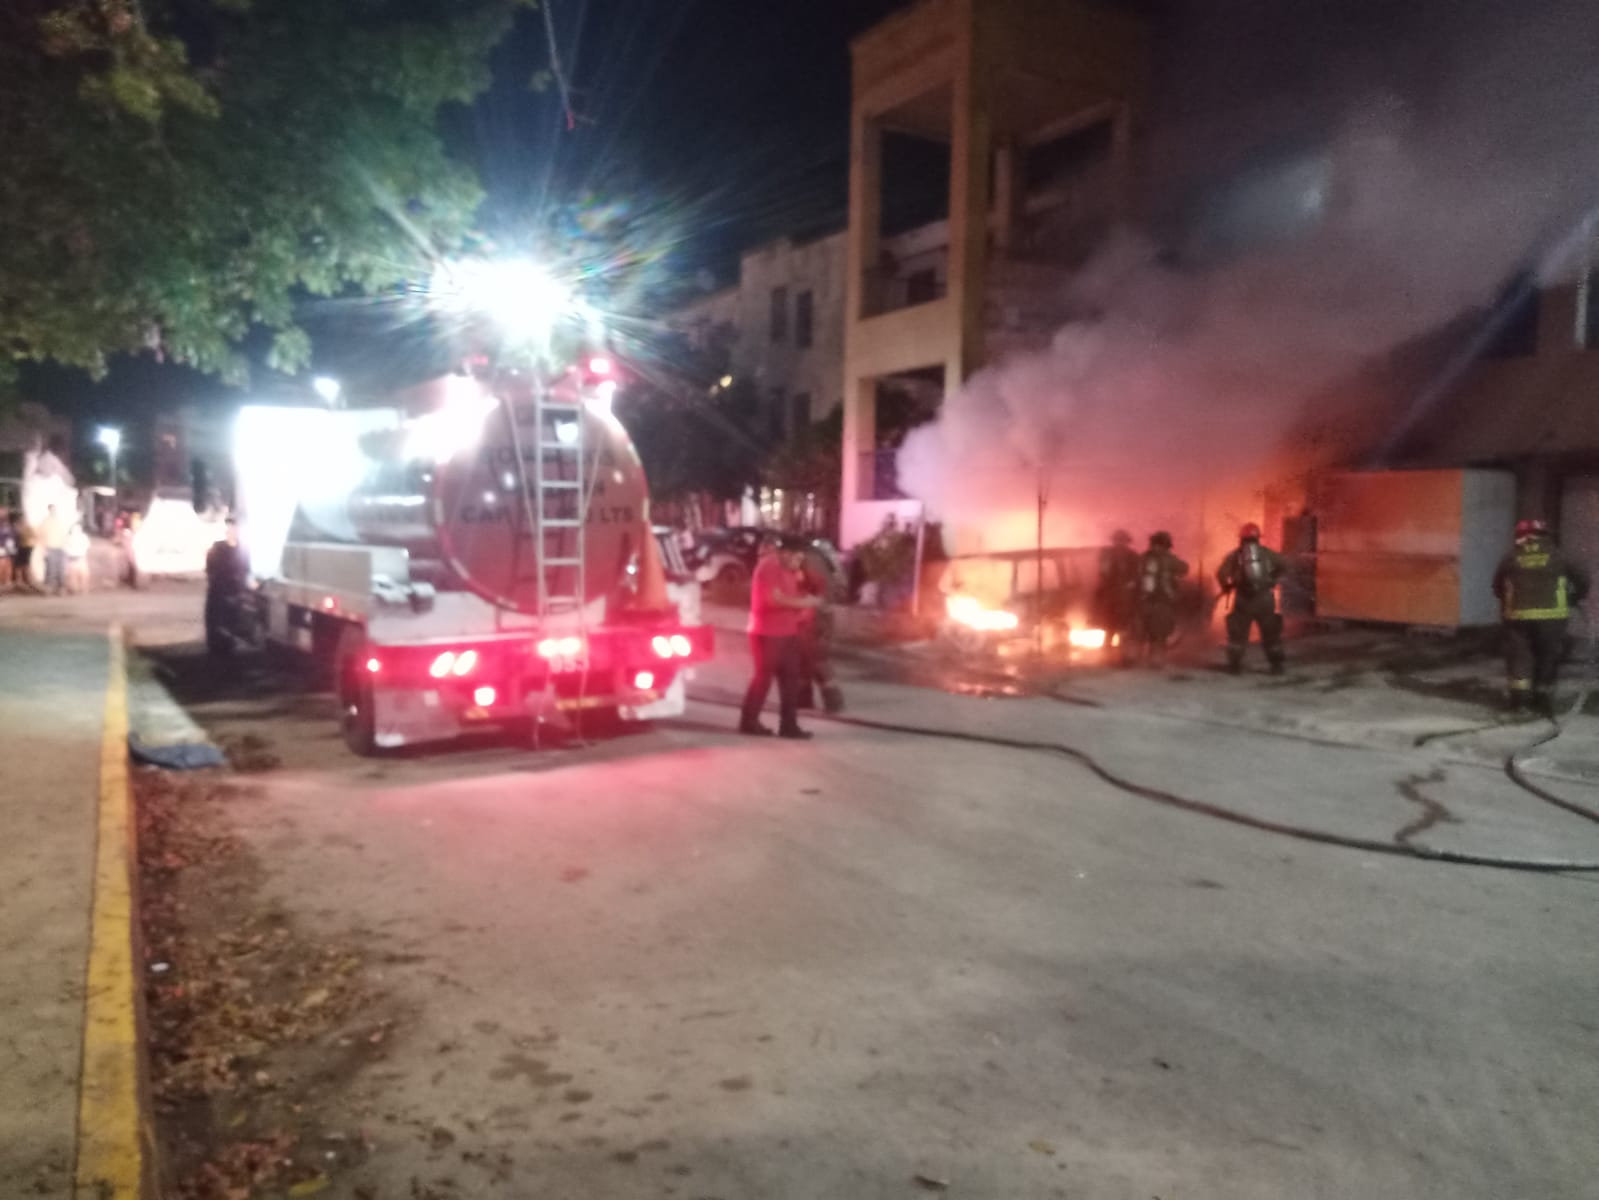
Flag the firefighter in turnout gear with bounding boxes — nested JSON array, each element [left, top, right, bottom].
[[1492, 518, 1590, 716], [1132, 532, 1188, 667], [1216, 523, 1286, 675], [1095, 530, 1141, 657]]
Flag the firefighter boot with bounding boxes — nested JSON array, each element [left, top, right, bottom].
[[1533, 690, 1557, 719], [1269, 655, 1286, 677], [821, 684, 845, 714], [1225, 647, 1244, 675]]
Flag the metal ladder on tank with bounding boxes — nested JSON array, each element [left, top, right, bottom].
[[521, 376, 587, 621]]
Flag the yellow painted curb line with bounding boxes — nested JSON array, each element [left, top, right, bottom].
[[74, 625, 149, 1198]]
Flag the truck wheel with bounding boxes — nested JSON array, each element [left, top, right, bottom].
[[336, 627, 378, 757]]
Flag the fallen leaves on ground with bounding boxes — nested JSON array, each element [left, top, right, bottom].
[[136, 768, 389, 1199]]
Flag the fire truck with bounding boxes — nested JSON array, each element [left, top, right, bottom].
[[234, 357, 712, 755]]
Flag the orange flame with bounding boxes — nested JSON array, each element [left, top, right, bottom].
[[945, 594, 1020, 633], [1068, 628, 1108, 649]]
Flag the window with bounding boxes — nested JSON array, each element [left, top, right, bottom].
[[769, 387, 787, 440], [770, 286, 788, 342], [795, 290, 814, 349], [790, 392, 811, 434], [906, 269, 938, 306]]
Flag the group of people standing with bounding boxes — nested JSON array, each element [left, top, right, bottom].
[[0, 504, 92, 596], [1096, 523, 1288, 673], [739, 533, 843, 740], [738, 516, 1594, 733]]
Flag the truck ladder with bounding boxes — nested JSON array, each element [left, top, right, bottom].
[[519, 376, 587, 621]]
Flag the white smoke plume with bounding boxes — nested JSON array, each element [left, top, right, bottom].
[[896, 0, 1599, 553]]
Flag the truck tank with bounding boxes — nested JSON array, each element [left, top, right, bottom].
[[236, 370, 671, 619]]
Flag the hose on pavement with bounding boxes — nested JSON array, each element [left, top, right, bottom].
[[686, 688, 1599, 875], [1502, 614, 1599, 826]]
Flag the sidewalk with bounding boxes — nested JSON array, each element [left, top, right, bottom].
[[0, 622, 113, 1197]]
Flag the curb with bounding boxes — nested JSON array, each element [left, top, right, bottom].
[[74, 624, 158, 1199]]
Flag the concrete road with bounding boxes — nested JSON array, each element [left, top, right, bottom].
[[0, 614, 113, 1197], [133, 620, 1599, 1200]]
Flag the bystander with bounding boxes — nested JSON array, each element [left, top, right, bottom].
[[739, 534, 823, 739]]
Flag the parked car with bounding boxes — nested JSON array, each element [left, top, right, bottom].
[[692, 525, 765, 587]]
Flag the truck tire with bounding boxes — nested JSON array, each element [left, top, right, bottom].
[[335, 626, 379, 757]]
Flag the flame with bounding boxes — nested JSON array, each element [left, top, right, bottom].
[[1068, 628, 1108, 650], [945, 594, 1020, 633]]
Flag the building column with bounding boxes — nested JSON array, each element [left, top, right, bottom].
[[841, 374, 877, 517], [946, 2, 993, 383], [993, 139, 1020, 255], [845, 112, 883, 326]]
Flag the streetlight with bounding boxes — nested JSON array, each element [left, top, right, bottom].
[[312, 375, 342, 405], [428, 257, 572, 346], [97, 426, 122, 521]]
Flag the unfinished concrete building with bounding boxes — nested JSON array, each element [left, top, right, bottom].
[[840, 0, 1148, 546]]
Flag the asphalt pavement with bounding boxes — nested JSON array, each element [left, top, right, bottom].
[[121, 596, 1599, 1199]]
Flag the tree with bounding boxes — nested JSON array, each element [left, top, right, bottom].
[[0, 0, 528, 394], [762, 406, 841, 534], [616, 340, 773, 509]]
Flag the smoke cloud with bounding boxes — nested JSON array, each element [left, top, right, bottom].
[[896, 0, 1599, 553]]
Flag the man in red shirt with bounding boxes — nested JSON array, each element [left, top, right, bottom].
[[740, 534, 823, 739]]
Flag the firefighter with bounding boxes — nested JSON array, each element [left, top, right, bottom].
[[1216, 522, 1286, 675], [1095, 529, 1140, 659], [796, 540, 846, 714], [1492, 518, 1590, 716], [1131, 531, 1189, 667]]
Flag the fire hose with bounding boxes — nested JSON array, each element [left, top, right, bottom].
[[684, 684, 1599, 875], [1501, 610, 1599, 825]]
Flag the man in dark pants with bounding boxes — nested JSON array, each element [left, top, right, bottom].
[[1493, 518, 1590, 716], [796, 541, 845, 714], [204, 518, 252, 656], [1131, 531, 1188, 668], [1216, 522, 1286, 675], [740, 534, 822, 739], [1095, 529, 1140, 659]]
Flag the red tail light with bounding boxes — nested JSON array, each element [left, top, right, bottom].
[[365, 657, 382, 674], [429, 649, 480, 678], [538, 635, 584, 659], [633, 670, 655, 691], [473, 685, 497, 707]]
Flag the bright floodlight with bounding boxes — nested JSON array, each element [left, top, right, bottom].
[[312, 375, 342, 404], [432, 257, 571, 342], [96, 426, 122, 455]]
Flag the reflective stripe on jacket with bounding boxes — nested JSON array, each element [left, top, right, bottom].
[[1494, 537, 1589, 621]]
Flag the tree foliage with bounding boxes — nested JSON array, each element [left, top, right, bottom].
[[616, 341, 772, 504], [0, 0, 528, 393]]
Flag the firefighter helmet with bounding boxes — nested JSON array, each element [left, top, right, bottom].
[[1111, 529, 1133, 546], [1149, 531, 1173, 549], [1514, 518, 1550, 539], [1239, 522, 1262, 542]]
